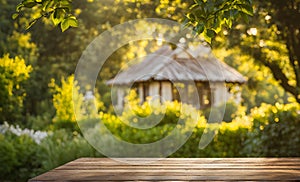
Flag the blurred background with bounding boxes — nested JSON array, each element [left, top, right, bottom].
[[0, 0, 299, 181]]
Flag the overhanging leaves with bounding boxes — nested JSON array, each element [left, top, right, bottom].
[[14, 0, 77, 32], [186, 0, 254, 44]]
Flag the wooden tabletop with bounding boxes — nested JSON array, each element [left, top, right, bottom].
[[30, 158, 300, 181]]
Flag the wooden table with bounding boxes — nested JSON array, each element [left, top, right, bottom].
[[30, 158, 300, 181]]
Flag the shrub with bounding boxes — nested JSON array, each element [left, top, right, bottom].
[[92, 112, 250, 157], [122, 90, 200, 127], [50, 75, 105, 131], [0, 123, 101, 181], [0, 54, 32, 123], [36, 129, 102, 173], [203, 99, 246, 122], [50, 75, 84, 131], [80, 99, 251, 157], [243, 102, 300, 157], [172, 119, 250, 157], [0, 128, 41, 181], [26, 112, 53, 131]]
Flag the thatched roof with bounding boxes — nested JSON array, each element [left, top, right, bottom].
[[107, 44, 246, 85]]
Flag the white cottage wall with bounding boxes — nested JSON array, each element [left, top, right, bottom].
[[138, 84, 144, 102], [149, 82, 160, 100], [211, 82, 232, 106], [161, 82, 172, 102], [117, 87, 125, 109]]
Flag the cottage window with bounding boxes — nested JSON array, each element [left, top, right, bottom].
[[196, 82, 214, 109], [172, 83, 181, 102], [201, 89, 211, 107], [142, 82, 149, 101]]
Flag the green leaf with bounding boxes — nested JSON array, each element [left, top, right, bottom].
[[60, 16, 78, 32], [246, 0, 253, 4], [237, 4, 253, 16], [60, 19, 69, 32], [42, 0, 54, 12], [230, 9, 239, 18], [189, 3, 199, 10], [240, 12, 250, 23], [193, 0, 203, 5], [59, 0, 72, 11], [51, 9, 65, 26], [195, 23, 205, 34], [203, 35, 212, 44], [225, 18, 233, 28], [206, 29, 216, 38], [42, 0, 49, 11], [203, 28, 215, 44], [223, 10, 230, 19], [22, 0, 37, 8], [68, 17, 78, 27], [16, 3, 24, 12], [187, 13, 196, 21], [212, 16, 222, 33], [12, 13, 19, 20]]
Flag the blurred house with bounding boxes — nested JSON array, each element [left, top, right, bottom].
[[107, 44, 246, 109]]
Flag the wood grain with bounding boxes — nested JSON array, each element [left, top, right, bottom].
[[30, 158, 300, 181]]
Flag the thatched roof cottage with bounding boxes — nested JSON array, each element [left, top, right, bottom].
[[107, 44, 246, 109]]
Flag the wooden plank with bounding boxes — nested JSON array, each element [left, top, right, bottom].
[[30, 172, 300, 181], [75, 157, 300, 162], [56, 165, 300, 170], [73, 157, 300, 164], [30, 158, 300, 181]]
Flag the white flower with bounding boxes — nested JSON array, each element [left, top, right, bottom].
[[0, 122, 48, 144]]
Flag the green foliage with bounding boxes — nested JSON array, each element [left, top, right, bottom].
[[0, 54, 32, 123], [224, 0, 300, 103], [50, 75, 104, 131], [203, 99, 246, 122], [214, 48, 288, 110], [88, 93, 298, 158], [121, 90, 201, 127], [0, 134, 18, 178], [50, 75, 83, 131], [243, 102, 300, 156], [100, 98, 202, 144], [0, 123, 101, 181], [13, 0, 253, 42], [173, 121, 250, 157], [26, 112, 53, 131], [2, 2, 299, 180], [4, 31, 38, 63], [186, 0, 253, 43], [14, 0, 78, 31], [93, 94, 250, 155], [0, 132, 40, 181], [80, 97, 292, 158], [37, 129, 101, 172], [90, 101, 251, 156], [1, 101, 299, 181]]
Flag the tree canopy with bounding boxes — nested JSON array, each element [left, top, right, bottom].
[[14, 0, 253, 42], [12, 0, 300, 103], [0, 0, 297, 123], [225, 0, 300, 103]]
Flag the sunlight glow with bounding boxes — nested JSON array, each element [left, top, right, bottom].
[[247, 28, 257, 36]]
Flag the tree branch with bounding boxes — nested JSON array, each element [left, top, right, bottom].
[[254, 48, 297, 98], [266, 62, 297, 95]]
